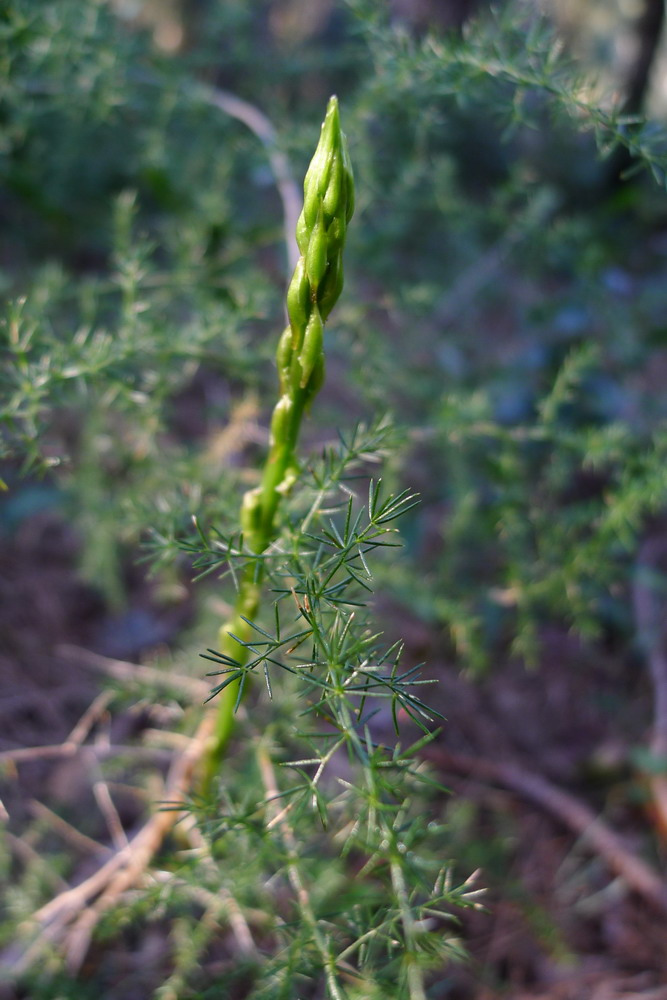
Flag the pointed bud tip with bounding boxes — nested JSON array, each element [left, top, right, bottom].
[[325, 95, 340, 130]]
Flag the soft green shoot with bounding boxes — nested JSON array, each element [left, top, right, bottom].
[[202, 96, 355, 787]]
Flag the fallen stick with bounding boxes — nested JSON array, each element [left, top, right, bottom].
[[424, 746, 667, 914], [0, 742, 173, 766], [58, 644, 209, 699], [4, 709, 217, 975]]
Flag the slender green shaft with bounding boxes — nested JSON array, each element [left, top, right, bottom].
[[390, 856, 428, 1000], [201, 97, 354, 789]]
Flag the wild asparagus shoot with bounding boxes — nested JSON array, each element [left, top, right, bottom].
[[202, 96, 354, 785]]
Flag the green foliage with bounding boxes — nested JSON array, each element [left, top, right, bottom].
[[422, 345, 667, 668], [3, 0, 667, 997]]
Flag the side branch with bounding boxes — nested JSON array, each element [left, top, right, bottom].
[[194, 83, 302, 274]]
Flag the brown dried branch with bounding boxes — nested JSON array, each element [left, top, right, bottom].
[[424, 746, 667, 914], [0, 689, 113, 765], [177, 816, 258, 957], [29, 800, 111, 858], [196, 84, 302, 275], [89, 761, 130, 852], [4, 831, 70, 895], [58, 644, 208, 699], [4, 710, 218, 975], [0, 742, 173, 766], [66, 690, 114, 746]]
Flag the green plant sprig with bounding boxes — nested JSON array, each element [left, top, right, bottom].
[[197, 470, 477, 996], [203, 96, 355, 787]]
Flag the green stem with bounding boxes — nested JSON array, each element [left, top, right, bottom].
[[201, 387, 309, 791], [258, 386, 308, 544], [335, 692, 428, 998], [199, 95, 353, 792], [390, 854, 428, 1000], [200, 567, 262, 792]]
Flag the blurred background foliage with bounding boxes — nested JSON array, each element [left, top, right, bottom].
[[3, 0, 667, 995], [3, 0, 667, 662]]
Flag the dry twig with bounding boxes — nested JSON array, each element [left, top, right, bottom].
[[0, 709, 220, 975], [4, 831, 70, 895], [58, 711, 217, 972], [424, 746, 667, 913], [89, 755, 130, 852], [177, 816, 257, 957], [0, 742, 172, 766], [66, 690, 114, 746], [195, 83, 301, 274], [58, 644, 208, 699], [29, 800, 111, 857]]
